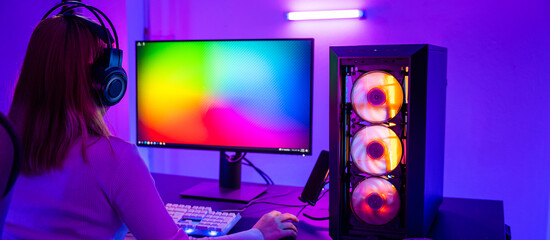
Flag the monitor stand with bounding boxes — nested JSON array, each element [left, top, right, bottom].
[[180, 151, 267, 203]]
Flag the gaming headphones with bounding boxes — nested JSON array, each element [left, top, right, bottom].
[[42, 1, 127, 107]]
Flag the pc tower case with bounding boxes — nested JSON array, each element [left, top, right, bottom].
[[329, 44, 447, 239]]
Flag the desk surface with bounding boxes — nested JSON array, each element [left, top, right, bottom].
[[152, 173, 506, 240], [153, 173, 330, 239]]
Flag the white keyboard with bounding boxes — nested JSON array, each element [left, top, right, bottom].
[[166, 203, 241, 237]]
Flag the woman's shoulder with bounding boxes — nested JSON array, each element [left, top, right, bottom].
[[86, 135, 142, 165], [88, 135, 136, 150]]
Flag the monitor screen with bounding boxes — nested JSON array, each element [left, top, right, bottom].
[[136, 39, 313, 155]]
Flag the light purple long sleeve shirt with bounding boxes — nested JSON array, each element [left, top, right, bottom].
[[2, 136, 263, 240]]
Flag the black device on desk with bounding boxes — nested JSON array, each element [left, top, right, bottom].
[[135, 39, 314, 204], [299, 150, 329, 206]]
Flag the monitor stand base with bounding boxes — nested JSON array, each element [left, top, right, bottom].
[[180, 181, 267, 203]]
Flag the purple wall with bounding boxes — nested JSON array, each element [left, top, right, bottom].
[[0, 0, 55, 114], [1, 0, 549, 239]]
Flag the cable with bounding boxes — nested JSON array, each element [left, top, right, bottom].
[[300, 189, 330, 220], [218, 189, 297, 212], [302, 213, 329, 221], [296, 205, 308, 217], [246, 157, 274, 184], [222, 153, 273, 185], [247, 201, 308, 209], [221, 201, 308, 213], [242, 160, 270, 185], [242, 157, 274, 185], [224, 152, 246, 163], [240, 195, 308, 212], [222, 187, 329, 218]]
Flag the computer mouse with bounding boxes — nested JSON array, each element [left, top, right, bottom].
[[280, 219, 298, 239]]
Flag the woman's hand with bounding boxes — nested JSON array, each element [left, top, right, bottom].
[[252, 210, 299, 240]]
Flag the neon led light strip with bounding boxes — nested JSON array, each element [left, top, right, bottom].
[[287, 9, 365, 21]]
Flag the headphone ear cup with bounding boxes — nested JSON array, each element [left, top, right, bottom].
[[99, 67, 127, 106], [93, 48, 127, 106]]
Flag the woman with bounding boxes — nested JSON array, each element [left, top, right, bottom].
[[2, 12, 298, 240]]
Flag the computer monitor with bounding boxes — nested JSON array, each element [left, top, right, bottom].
[[135, 39, 313, 202]]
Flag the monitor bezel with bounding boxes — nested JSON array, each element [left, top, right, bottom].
[[135, 38, 314, 155]]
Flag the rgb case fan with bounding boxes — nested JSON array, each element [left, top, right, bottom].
[[329, 44, 447, 239]]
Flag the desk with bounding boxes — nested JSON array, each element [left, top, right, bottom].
[[152, 173, 506, 240], [152, 173, 331, 239]]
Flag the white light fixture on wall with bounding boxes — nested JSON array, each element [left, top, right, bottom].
[[287, 9, 365, 21]]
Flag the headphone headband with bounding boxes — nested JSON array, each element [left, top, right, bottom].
[[41, 1, 128, 107], [41, 1, 119, 49]]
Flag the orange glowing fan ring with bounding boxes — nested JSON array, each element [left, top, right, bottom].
[[351, 177, 401, 225], [351, 71, 404, 123], [351, 125, 402, 176]]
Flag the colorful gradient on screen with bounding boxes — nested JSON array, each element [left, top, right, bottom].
[[136, 39, 312, 153]]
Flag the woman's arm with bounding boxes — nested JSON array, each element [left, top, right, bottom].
[[109, 144, 187, 239], [109, 144, 297, 240]]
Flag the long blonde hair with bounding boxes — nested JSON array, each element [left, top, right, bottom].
[[9, 16, 111, 175]]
